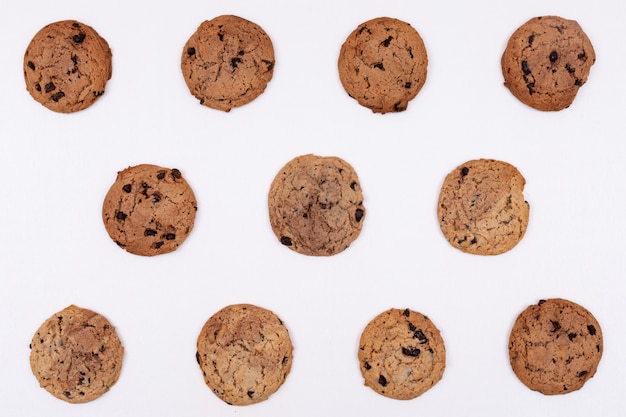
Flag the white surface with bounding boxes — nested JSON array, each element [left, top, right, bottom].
[[1, 0, 625, 415]]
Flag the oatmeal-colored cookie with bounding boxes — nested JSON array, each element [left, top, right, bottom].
[[23, 20, 112, 113], [358, 308, 446, 400], [338, 17, 428, 113], [509, 298, 603, 395], [181, 15, 275, 112], [29, 305, 124, 403], [437, 159, 529, 255], [268, 154, 366, 256], [501, 16, 595, 111], [102, 164, 197, 256], [196, 304, 293, 406]]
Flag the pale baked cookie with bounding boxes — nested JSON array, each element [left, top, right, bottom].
[[268, 154, 366, 256], [509, 298, 603, 395], [437, 159, 529, 255], [501, 16, 595, 111], [196, 304, 293, 406], [24, 20, 112, 113], [102, 164, 197, 256], [338, 17, 428, 113], [181, 15, 275, 112], [358, 308, 446, 400], [29, 305, 124, 403]]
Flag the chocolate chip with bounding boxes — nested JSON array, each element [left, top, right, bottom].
[[247, 391, 254, 398], [122, 184, 132, 193], [373, 62, 384, 70], [154, 241, 164, 249], [171, 169, 182, 179], [550, 320, 561, 332], [72, 32, 86, 43], [165, 233, 176, 240], [538, 299, 546, 305], [157, 170, 166, 180], [116, 211, 127, 221], [280, 236, 293, 246], [27, 61, 35, 70], [528, 34, 535, 45], [263, 59, 274, 72], [413, 330, 428, 344], [355, 208, 364, 222], [282, 356, 289, 366], [549, 51, 558, 63], [526, 82, 535, 95], [195, 351, 200, 364], [403, 308, 410, 317], [587, 324, 597, 335], [521, 61, 531, 75], [408, 322, 417, 332], [565, 64, 576, 74], [461, 167, 469, 177], [64, 391, 71, 398], [144, 229, 157, 237], [576, 370, 588, 377], [151, 192, 162, 203], [378, 375, 387, 387], [470, 237, 477, 244], [405, 82, 412, 88], [72, 22, 81, 28], [35, 83, 41, 92], [402, 347, 421, 357], [350, 181, 358, 191], [364, 361, 371, 370], [382, 36, 393, 47], [187, 47, 196, 56], [231, 57, 242, 69], [51, 91, 65, 102], [393, 102, 406, 112], [71, 55, 79, 66], [568, 333, 577, 341], [578, 51, 587, 60]]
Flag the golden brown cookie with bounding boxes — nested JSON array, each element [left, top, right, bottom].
[[509, 298, 603, 395], [102, 164, 197, 256], [181, 15, 275, 112], [338, 17, 428, 113], [501, 16, 596, 111], [196, 304, 293, 406], [29, 305, 124, 403], [23, 20, 112, 113], [437, 159, 529, 255], [358, 308, 446, 400], [268, 154, 366, 256]]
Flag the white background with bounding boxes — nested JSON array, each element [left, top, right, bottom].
[[1, 0, 625, 416]]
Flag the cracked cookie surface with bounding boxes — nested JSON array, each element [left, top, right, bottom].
[[181, 15, 275, 112], [437, 159, 529, 255], [501, 16, 595, 111], [29, 305, 124, 403], [338, 17, 428, 113], [102, 164, 197, 256], [358, 308, 446, 400], [268, 154, 366, 256], [509, 298, 603, 395], [196, 304, 293, 406], [23, 20, 112, 113]]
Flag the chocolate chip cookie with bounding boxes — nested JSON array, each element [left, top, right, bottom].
[[338, 17, 428, 113], [358, 308, 446, 400], [501, 16, 596, 111], [196, 304, 293, 406], [268, 154, 366, 256], [181, 15, 275, 112], [29, 305, 124, 403], [509, 298, 603, 395], [437, 159, 529, 255], [102, 164, 197, 256], [23, 20, 112, 113]]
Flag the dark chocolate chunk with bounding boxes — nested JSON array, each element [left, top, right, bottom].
[[549, 51, 558, 63], [187, 47, 196, 56], [364, 361, 371, 370], [521, 61, 531, 75], [171, 169, 182, 179], [568, 333, 577, 341], [413, 330, 428, 344], [116, 211, 127, 221], [378, 375, 387, 387], [461, 166, 469, 177], [373, 62, 384, 70], [27, 61, 35, 70], [231, 57, 242, 69], [247, 391, 254, 398], [403, 309, 410, 317], [280, 236, 292, 246], [72, 32, 86, 43], [402, 346, 421, 357], [122, 184, 132, 193], [144, 229, 157, 237], [382, 36, 393, 47], [165, 233, 176, 240], [587, 324, 597, 336], [156, 170, 166, 180], [355, 208, 364, 222], [576, 370, 588, 377], [550, 320, 561, 332]]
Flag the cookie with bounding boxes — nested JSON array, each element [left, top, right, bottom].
[[509, 298, 603, 395], [196, 304, 293, 406], [23, 20, 112, 113], [358, 308, 446, 400], [181, 15, 275, 112], [501, 16, 595, 111], [268, 154, 366, 256], [338, 17, 428, 114], [437, 159, 529, 255], [102, 164, 197, 256], [29, 305, 124, 403]]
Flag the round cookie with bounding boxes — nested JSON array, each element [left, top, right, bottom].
[[29, 305, 124, 403], [23, 20, 112, 113], [196, 304, 293, 406], [501, 16, 596, 111], [338, 17, 428, 114], [509, 298, 603, 395], [268, 154, 366, 256], [358, 308, 446, 400], [437, 159, 529, 255], [181, 15, 275, 112], [102, 164, 197, 256]]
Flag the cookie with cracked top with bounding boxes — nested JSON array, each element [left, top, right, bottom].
[[102, 164, 197, 256], [338, 17, 428, 113], [181, 15, 275, 112], [437, 159, 529, 255], [358, 308, 446, 400], [29, 305, 124, 403], [23, 20, 112, 113], [509, 298, 603, 395], [268, 154, 366, 256], [196, 304, 293, 406], [501, 16, 595, 111]]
